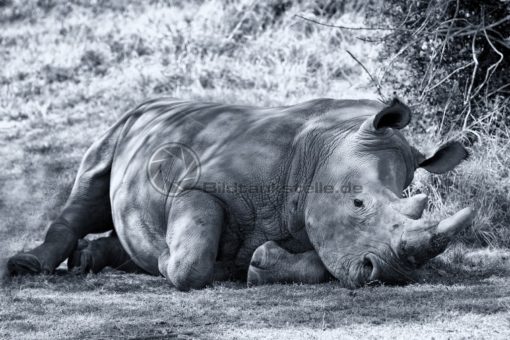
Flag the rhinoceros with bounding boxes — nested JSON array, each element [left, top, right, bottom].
[[8, 97, 473, 290]]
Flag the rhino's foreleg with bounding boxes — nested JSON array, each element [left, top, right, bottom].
[[158, 190, 224, 291], [68, 233, 144, 274], [247, 241, 332, 286]]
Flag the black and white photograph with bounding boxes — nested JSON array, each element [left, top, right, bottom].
[[1, 0, 509, 339]]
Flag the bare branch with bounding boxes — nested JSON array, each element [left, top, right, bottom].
[[345, 49, 385, 101], [470, 27, 505, 99], [425, 61, 475, 93], [294, 14, 410, 32], [463, 30, 480, 129]]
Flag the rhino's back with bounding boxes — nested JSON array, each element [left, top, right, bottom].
[[108, 97, 383, 273]]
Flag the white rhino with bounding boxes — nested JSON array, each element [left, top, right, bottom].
[[8, 97, 473, 290]]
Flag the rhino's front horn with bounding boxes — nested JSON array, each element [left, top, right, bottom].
[[437, 208, 474, 236], [397, 207, 474, 266]]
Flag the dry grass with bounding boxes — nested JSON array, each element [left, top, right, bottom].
[[1, 0, 509, 338], [402, 117, 510, 249]]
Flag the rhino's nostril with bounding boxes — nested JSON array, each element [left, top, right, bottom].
[[363, 256, 373, 271], [363, 254, 381, 283], [361, 255, 374, 281]]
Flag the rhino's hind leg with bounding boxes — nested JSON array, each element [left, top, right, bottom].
[[68, 233, 144, 274], [8, 196, 113, 276], [8, 126, 119, 276], [247, 241, 331, 286], [158, 190, 224, 291]]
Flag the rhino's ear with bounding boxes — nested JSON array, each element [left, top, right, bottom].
[[372, 98, 411, 130], [414, 141, 469, 174]]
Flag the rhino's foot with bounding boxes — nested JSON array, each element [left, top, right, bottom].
[[69, 236, 145, 274], [68, 239, 97, 274], [247, 241, 332, 286], [247, 241, 287, 286], [247, 265, 271, 286], [7, 253, 47, 275]]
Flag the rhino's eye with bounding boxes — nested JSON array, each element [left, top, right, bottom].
[[353, 199, 364, 208]]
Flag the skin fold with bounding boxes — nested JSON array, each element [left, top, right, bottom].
[[7, 97, 473, 291]]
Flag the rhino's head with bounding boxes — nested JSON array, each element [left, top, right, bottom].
[[292, 99, 473, 287]]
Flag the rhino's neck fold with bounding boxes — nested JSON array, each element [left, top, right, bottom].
[[282, 123, 348, 246]]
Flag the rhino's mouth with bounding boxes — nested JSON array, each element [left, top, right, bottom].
[[319, 249, 415, 288], [364, 252, 415, 285], [344, 251, 416, 288]]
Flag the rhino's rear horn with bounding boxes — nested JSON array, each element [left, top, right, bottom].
[[392, 194, 428, 220]]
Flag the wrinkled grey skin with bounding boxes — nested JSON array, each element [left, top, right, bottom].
[[8, 97, 473, 291]]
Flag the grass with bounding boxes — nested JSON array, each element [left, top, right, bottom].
[[1, 258, 510, 339], [0, 0, 509, 338]]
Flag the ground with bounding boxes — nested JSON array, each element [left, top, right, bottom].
[[0, 1, 509, 339], [1, 260, 510, 339]]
